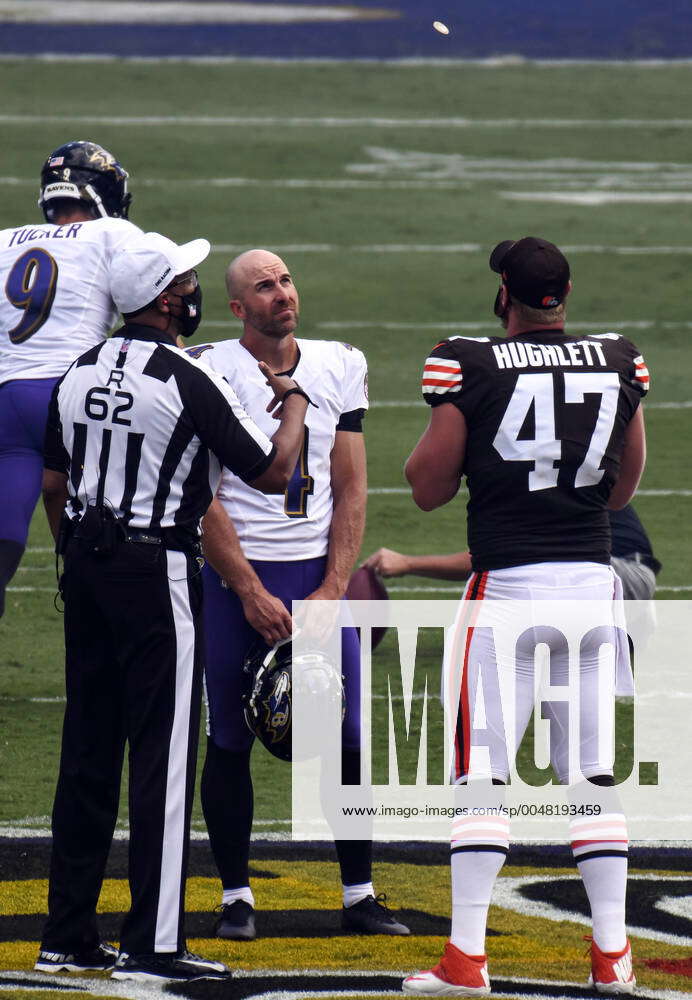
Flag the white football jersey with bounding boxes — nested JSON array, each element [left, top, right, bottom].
[[195, 337, 368, 560], [0, 216, 141, 383]]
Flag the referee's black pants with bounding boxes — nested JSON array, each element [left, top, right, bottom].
[[41, 540, 204, 956]]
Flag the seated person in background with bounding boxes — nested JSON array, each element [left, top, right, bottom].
[[363, 504, 660, 602]]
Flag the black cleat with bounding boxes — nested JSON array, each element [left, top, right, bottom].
[[111, 950, 231, 982], [214, 899, 257, 940], [35, 942, 118, 973], [342, 893, 411, 935]]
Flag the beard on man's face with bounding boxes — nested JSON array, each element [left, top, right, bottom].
[[245, 304, 299, 338]]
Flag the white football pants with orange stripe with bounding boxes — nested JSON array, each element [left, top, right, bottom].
[[444, 561, 632, 786]]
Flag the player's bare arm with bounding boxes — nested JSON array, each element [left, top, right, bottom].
[[247, 364, 309, 494], [608, 406, 647, 510], [307, 430, 367, 602], [41, 469, 69, 542], [201, 497, 292, 644], [405, 403, 467, 511], [364, 547, 472, 580]]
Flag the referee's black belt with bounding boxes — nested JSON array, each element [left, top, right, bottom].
[[125, 527, 201, 553], [127, 530, 163, 545]]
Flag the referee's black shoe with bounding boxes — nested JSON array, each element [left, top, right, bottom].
[[214, 899, 256, 940], [342, 894, 411, 935], [111, 950, 231, 982], [35, 942, 118, 972]]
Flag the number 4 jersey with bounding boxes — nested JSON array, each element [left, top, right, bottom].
[[0, 217, 141, 384], [422, 331, 649, 570], [191, 338, 368, 560]]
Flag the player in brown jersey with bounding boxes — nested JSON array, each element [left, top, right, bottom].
[[402, 238, 646, 997]]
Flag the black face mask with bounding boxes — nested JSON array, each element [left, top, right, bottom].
[[177, 284, 203, 338]]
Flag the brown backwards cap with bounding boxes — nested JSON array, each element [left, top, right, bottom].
[[489, 236, 570, 309]]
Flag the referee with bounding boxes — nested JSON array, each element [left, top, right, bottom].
[[36, 231, 310, 984]]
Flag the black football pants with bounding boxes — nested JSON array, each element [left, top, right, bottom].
[[41, 540, 204, 956]]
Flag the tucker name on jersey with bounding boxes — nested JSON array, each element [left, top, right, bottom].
[[421, 332, 649, 571], [0, 217, 140, 384], [192, 338, 368, 560]]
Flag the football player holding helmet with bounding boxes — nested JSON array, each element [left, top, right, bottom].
[[242, 636, 345, 762]]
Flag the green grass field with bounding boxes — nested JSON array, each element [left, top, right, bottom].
[[0, 55, 691, 1000], [1, 58, 691, 836]]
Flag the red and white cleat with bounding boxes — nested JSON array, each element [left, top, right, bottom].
[[588, 938, 636, 995], [403, 941, 491, 997]]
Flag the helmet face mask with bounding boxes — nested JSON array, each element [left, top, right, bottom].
[[38, 140, 132, 222], [242, 637, 345, 762]]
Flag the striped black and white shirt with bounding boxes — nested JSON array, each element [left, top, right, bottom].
[[44, 323, 275, 535]]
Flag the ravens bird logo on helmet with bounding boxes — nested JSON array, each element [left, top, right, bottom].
[[242, 635, 344, 762]]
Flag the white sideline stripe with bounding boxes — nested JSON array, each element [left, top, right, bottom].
[[210, 242, 692, 255], [0, 2, 394, 24], [4, 54, 692, 67], [9, 585, 692, 595], [10, 177, 692, 197], [1, 971, 691, 1000], [314, 319, 692, 331], [366, 400, 692, 411], [11, 583, 692, 596], [505, 190, 692, 205], [367, 487, 692, 497], [7, 175, 692, 195], [2, 114, 692, 128], [0, 824, 290, 840]]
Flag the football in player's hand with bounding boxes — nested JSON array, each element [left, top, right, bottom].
[[346, 566, 388, 650]]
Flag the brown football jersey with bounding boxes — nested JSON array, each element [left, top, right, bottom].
[[421, 330, 649, 571]]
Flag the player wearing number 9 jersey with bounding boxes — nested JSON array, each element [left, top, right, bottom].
[[403, 238, 646, 997], [190, 250, 409, 941], [0, 140, 140, 616]]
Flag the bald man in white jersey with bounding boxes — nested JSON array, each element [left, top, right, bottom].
[[188, 250, 410, 941]]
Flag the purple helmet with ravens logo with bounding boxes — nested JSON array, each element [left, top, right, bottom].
[[242, 636, 344, 762], [38, 140, 132, 222]]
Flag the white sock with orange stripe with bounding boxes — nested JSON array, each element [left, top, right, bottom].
[[570, 812, 628, 954], [450, 812, 509, 955], [450, 849, 506, 955]]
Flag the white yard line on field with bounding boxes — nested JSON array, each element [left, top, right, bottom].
[[209, 242, 692, 255], [505, 191, 692, 205], [1, 114, 692, 128], [365, 400, 692, 411], [313, 319, 692, 331], [3, 54, 692, 66], [366, 487, 692, 496]]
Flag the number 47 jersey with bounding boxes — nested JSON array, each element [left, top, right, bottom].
[[422, 331, 649, 571], [0, 217, 140, 384]]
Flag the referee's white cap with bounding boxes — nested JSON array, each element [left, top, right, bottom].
[[111, 231, 211, 315]]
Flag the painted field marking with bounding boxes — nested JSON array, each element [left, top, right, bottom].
[[364, 400, 692, 411], [0, 2, 395, 24], [314, 319, 692, 330], [2, 114, 692, 128], [348, 148, 692, 187], [6, 175, 692, 195], [505, 191, 692, 205], [366, 487, 692, 497], [209, 242, 692, 255], [3, 54, 692, 66], [493, 873, 692, 948]]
